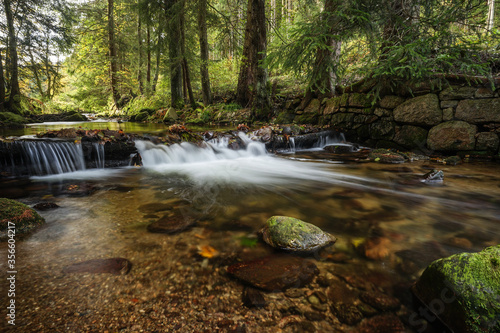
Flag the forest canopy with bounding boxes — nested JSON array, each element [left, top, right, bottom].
[[0, 0, 499, 118]]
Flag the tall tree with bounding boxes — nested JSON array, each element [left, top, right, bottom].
[[108, 0, 121, 107], [137, 1, 144, 95], [180, 3, 196, 108], [0, 50, 4, 112], [236, 0, 270, 119], [165, 0, 183, 108], [4, 0, 21, 113], [198, 0, 212, 105]]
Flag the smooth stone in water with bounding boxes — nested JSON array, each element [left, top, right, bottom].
[[147, 214, 195, 234], [62, 258, 132, 275], [421, 169, 444, 185], [227, 254, 319, 291], [260, 216, 336, 252]]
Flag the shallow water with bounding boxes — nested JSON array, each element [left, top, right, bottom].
[[1, 135, 499, 332]]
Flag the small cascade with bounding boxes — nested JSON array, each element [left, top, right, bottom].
[[93, 143, 105, 168], [16, 141, 85, 175]]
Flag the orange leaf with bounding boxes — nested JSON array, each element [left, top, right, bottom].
[[198, 245, 218, 258]]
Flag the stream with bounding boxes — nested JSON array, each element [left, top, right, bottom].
[[1, 121, 499, 332]]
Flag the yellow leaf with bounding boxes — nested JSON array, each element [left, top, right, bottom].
[[198, 245, 218, 258]]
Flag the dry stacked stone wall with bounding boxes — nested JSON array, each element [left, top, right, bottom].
[[287, 82, 500, 156]]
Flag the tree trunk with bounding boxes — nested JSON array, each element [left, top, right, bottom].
[[137, 4, 144, 95], [487, 0, 495, 32], [166, 0, 183, 108], [0, 50, 4, 112], [198, 0, 212, 105], [108, 0, 121, 108], [152, 25, 162, 93], [236, 0, 270, 120], [29, 49, 45, 100], [147, 24, 151, 88], [180, 4, 196, 108], [4, 0, 21, 113]]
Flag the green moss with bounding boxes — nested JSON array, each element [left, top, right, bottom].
[[0, 111, 27, 124], [0, 198, 45, 240], [414, 245, 500, 333]]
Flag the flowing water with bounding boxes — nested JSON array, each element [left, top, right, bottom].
[[1, 132, 499, 332]]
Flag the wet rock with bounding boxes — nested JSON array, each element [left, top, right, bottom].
[[62, 258, 132, 275], [359, 291, 401, 312], [147, 214, 195, 234], [331, 303, 363, 325], [242, 287, 266, 308], [444, 155, 461, 165], [368, 149, 405, 164], [357, 314, 406, 333], [421, 169, 444, 185], [260, 216, 336, 253], [284, 288, 304, 298], [327, 276, 358, 303], [227, 254, 319, 291], [304, 310, 325, 322], [443, 236, 473, 250], [0, 198, 45, 240], [323, 144, 355, 154], [412, 245, 500, 333], [33, 202, 59, 211], [357, 302, 378, 317]]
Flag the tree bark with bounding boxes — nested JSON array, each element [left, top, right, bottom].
[[236, 0, 270, 120], [108, 0, 121, 108], [180, 4, 196, 108], [4, 0, 21, 113], [198, 0, 212, 105], [0, 50, 4, 112], [166, 0, 183, 108], [147, 23, 151, 88], [137, 3, 144, 95]]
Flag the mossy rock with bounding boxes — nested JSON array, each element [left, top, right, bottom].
[[413, 245, 500, 333], [260, 216, 336, 252], [134, 111, 150, 122], [368, 149, 405, 164], [0, 198, 45, 240], [0, 111, 27, 124], [63, 113, 88, 122]]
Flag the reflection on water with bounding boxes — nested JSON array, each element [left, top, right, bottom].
[[1, 137, 499, 331], [0, 119, 233, 137]]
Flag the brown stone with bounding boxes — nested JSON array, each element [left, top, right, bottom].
[[455, 99, 500, 123], [394, 94, 442, 126], [427, 121, 477, 151], [227, 254, 319, 291], [359, 291, 400, 311], [62, 258, 132, 275], [147, 214, 195, 234], [378, 95, 405, 109], [393, 125, 428, 148], [357, 314, 406, 333], [476, 132, 499, 151], [439, 86, 476, 100]]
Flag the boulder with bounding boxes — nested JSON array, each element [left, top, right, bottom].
[[393, 94, 442, 126], [427, 121, 477, 151], [455, 99, 500, 123], [304, 99, 321, 113], [393, 125, 428, 148], [368, 149, 405, 164], [163, 108, 179, 122], [0, 198, 45, 240], [227, 254, 319, 291], [378, 95, 405, 109], [260, 216, 336, 252], [439, 86, 476, 100], [476, 132, 500, 152], [412, 245, 500, 333], [134, 111, 150, 122], [369, 120, 395, 140]]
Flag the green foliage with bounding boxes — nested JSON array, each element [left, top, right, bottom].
[[125, 94, 169, 116]]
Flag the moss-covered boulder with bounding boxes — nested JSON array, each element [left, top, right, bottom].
[[134, 111, 150, 122], [0, 111, 27, 125], [0, 198, 45, 240], [63, 112, 88, 122], [412, 245, 500, 333], [260, 216, 336, 252]]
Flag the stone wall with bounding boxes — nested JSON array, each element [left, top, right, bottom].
[[284, 81, 500, 156]]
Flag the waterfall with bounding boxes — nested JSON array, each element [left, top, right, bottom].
[[17, 141, 86, 175], [0, 140, 108, 176], [93, 143, 105, 169]]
